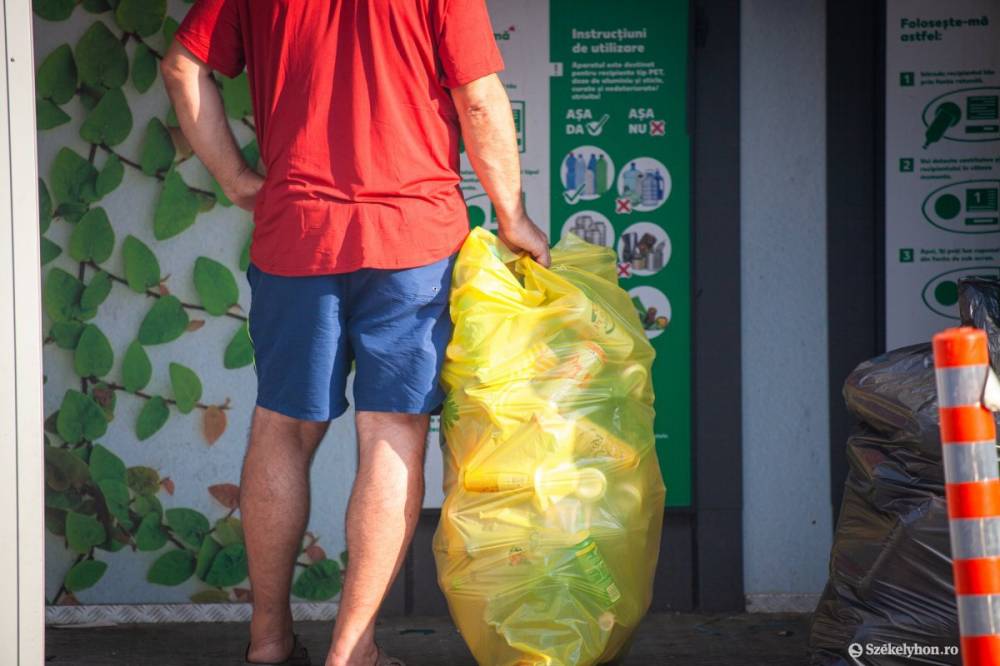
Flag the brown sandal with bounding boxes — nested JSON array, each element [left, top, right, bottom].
[[244, 634, 311, 665]]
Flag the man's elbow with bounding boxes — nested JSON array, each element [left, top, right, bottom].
[[160, 43, 198, 91]]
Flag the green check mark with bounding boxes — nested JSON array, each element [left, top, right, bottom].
[[563, 183, 587, 204], [586, 114, 610, 136]]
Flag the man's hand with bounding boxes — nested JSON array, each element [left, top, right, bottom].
[[225, 165, 265, 211], [451, 75, 551, 264], [498, 215, 551, 267]]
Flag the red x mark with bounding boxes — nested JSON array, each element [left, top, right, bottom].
[[617, 263, 632, 278], [650, 120, 665, 136], [616, 198, 632, 214]]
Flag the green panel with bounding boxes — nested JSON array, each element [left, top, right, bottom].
[[550, 0, 691, 506]]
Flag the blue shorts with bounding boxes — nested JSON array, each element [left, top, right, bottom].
[[246, 255, 456, 421]]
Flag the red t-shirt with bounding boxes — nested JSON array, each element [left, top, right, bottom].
[[175, 0, 505, 276]]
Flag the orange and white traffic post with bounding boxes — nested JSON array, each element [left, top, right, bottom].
[[933, 327, 1000, 665]]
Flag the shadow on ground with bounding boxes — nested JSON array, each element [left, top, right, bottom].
[[46, 612, 810, 665]]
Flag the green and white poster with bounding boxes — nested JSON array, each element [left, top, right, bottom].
[[885, 0, 1000, 348], [427, 0, 692, 507]]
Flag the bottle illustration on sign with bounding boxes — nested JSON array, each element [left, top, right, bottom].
[[628, 286, 671, 339], [923, 179, 1000, 233], [561, 211, 615, 248], [561, 146, 615, 204], [618, 222, 672, 277], [617, 158, 672, 212], [922, 87, 1000, 148], [565, 153, 579, 191], [922, 267, 1000, 319]]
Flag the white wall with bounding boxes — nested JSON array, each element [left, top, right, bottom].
[[740, 0, 833, 612]]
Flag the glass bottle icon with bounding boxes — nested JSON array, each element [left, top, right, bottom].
[[585, 154, 598, 195], [623, 162, 640, 198], [595, 155, 609, 195], [574, 154, 586, 193], [565, 153, 578, 191]]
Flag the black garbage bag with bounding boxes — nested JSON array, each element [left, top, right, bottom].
[[959, 277, 1000, 372], [808, 344, 960, 665]]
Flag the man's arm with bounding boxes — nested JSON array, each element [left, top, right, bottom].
[[160, 42, 262, 211], [451, 74, 551, 267]]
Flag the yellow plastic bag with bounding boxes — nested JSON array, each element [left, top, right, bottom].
[[434, 228, 666, 666]]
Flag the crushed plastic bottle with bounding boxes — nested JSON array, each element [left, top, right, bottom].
[[434, 228, 665, 666]]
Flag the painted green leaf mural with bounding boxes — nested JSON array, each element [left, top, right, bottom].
[[138, 295, 189, 345], [50, 147, 98, 208], [140, 118, 175, 176], [43, 268, 85, 322], [162, 16, 179, 46], [221, 72, 253, 119], [190, 589, 230, 603], [127, 466, 160, 495], [37, 98, 72, 131], [153, 170, 201, 240], [136, 512, 168, 551], [75, 21, 129, 91], [69, 208, 116, 264], [166, 508, 210, 548], [56, 389, 108, 444], [195, 537, 222, 581], [115, 0, 166, 38], [74, 324, 114, 378], [148, 549, 196, 586], [50, 321, 85, 350], [193, 257, 239, 316], [66, 511, 107, 554], [40, 237, 62, 265], [80, 271, 113, 312], [37, 44, 78, 105], [132, 43, 158, 93], [81, 0, 111, 13], [89, 443, 127, 483], [169, 362, 202, 414], [122, 235, 161, 293], [136, 395, 169, 440], [239, 230, 252, 271], [203, 543, 248, 587], [39, 179, 52, 233], [133, 493, 163, 519], [33, 0, 75, 22], [97, 478, 130, 522], [80, 87, 133, 147], [64, 560, 108, 592], [122, 340, 152, 392], [292, 559, 342, 601], [45, 446, 91, 491], [96, 154, 124, 198], [224, 323, 254, 369], [213, 517, 243, 547]]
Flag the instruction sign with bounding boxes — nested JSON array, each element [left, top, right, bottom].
[[886, 0, 1000, 348], [426, 0, 692, 508]]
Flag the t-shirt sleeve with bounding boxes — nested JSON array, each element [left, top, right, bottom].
[[174, 0, 245, 78], [435, 0, 505, 88]]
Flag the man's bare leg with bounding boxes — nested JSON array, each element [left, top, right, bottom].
[[326, 412, 429, 666], [244, 407, 329, 663]]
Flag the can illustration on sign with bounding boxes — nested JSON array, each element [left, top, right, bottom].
[[562, 211, 615, 248], [618, 222, 672, 276]]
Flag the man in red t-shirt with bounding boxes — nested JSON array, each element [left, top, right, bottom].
[[163, 2, 549, 664]]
